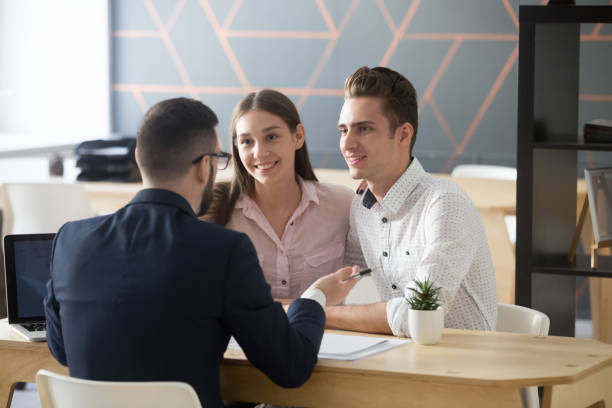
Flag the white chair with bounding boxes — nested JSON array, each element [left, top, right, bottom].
[[451, 164, 517, 181], [451, 165, 517, 244], [497, 303, 550, 408], [36, 369, 202, 408], [0, 183, 94, 236]]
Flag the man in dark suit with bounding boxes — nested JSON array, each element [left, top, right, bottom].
[[44, 98, 358, 408]]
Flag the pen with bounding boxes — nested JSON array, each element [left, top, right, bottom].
[[342, 268, 373, 282]]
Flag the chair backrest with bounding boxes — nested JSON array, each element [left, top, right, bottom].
[[451, 164, 517, 181], [497, 303, 549, 408], [497, 303, 550, 336], [1, 183, 94, 236], [36, 370, 202, 408]]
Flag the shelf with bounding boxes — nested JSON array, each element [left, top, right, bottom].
[[534, 141, 612, 152], [533, 254, 612, 278], [520, 5, 612, 24]]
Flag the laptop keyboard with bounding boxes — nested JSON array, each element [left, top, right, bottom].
[[22, 323, 46, 332]]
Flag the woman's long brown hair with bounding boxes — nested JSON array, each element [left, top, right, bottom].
[[205, 89, 318, 225]]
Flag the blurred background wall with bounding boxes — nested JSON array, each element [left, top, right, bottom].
[[111, 0, 612, 172]]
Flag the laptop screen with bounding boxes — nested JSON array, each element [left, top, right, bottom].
[[4, 234, 55, 323]]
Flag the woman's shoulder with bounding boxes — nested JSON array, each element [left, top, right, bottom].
[[306, 180, 356, 206]]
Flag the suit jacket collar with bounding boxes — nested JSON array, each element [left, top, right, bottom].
[[129, 188, 196, 217]]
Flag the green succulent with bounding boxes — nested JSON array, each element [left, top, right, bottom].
[[405, 277, 442, 311]]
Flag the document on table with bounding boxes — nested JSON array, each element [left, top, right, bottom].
[[227, 333, 409, 361]]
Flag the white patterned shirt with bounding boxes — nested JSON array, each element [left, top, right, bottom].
[[344, 158, 497, 336]]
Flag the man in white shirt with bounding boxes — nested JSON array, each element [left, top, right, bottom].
[[333, 66, 497, 336]]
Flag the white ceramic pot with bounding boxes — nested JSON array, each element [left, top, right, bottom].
[[408, 307, 444, 345]]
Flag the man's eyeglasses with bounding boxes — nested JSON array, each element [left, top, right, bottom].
[[192, 152, 232, 170]]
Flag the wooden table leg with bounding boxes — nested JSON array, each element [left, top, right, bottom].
[[0, 341, 67, 408], [542, 364, 612, 408]]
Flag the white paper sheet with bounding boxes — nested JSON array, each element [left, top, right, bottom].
[[227, 333, 409, 361]]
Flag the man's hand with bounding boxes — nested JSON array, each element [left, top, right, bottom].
[[312, 266, 360, 306]]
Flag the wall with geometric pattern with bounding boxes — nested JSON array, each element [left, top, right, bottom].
[[111, 0, 612, 172]]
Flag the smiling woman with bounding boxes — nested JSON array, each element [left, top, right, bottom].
[[203, 89, 359, 300]]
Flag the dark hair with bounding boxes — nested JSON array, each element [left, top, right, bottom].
[[136, 97, 218, 182], [344, 66, 418, 149], [205, 89, 317, 225]]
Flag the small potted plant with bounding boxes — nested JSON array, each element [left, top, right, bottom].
[[405, 277, 444, 345]]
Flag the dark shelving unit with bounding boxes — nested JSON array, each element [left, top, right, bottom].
[[534, 141, 612, 151], [516, 5, 612, 337]]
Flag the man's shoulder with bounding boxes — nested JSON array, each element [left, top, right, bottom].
[[425, 175, 473, 203], [193, 218, 249, 242], [57, 213, 111, 238], [313, 181, 355, 206]]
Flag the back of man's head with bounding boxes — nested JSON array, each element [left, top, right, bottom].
[[344, 66, 418, 148], [136, 97, 219, 182]]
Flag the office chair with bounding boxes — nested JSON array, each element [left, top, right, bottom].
[[497, 303, 550, 408], [36, 370, 202, 408], [451, 165, 517, 244], [0, 182, 94, 236]]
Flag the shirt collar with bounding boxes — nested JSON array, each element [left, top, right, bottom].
[[128, 188, 196, 217], [235, 176, 319, 218], [361, 157, 425, 213]]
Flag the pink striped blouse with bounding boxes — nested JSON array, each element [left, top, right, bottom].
[[226, 178, 354, 298]]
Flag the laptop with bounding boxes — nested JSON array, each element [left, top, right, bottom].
[[4, 233, 55, 341]]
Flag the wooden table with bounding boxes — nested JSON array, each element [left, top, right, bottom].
[[1, 320, 611, 408]]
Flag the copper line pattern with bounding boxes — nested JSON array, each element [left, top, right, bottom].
[[429, 98, 458, 149], [113, 83, 344, 97], [144, 0, 198, 99], [111, 0, 611, 167], [458, 44, 519, 155], [376, 0, 398, 34], [296, 0, 360, 109], [199, 0, 250, 90], [132, 89, 149, 114], [501, 0, 519, 30], [417, 39, 462, 159], [420, 39, 463, 107], [166, 0, 187, 32], [403, 33, 517, 41], [315, 0, 337, 33], [222, 0, 243, 30], [114, 84, 245, 94], [592, 23, 603, 37], [581, 34, 612, 41], [441, 151, 459, 174], [580, 94, 612, 102], [380, 0, 421, 67], [224, 30, 335, 39]]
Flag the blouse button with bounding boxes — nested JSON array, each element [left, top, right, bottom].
[[281, 280, 287, 286], [391, 284, 397, 290], [382, 251, 388, 257], [382, 217, 388, 223], [406, 250, 410, 255], [290, 221, 294, 226]]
